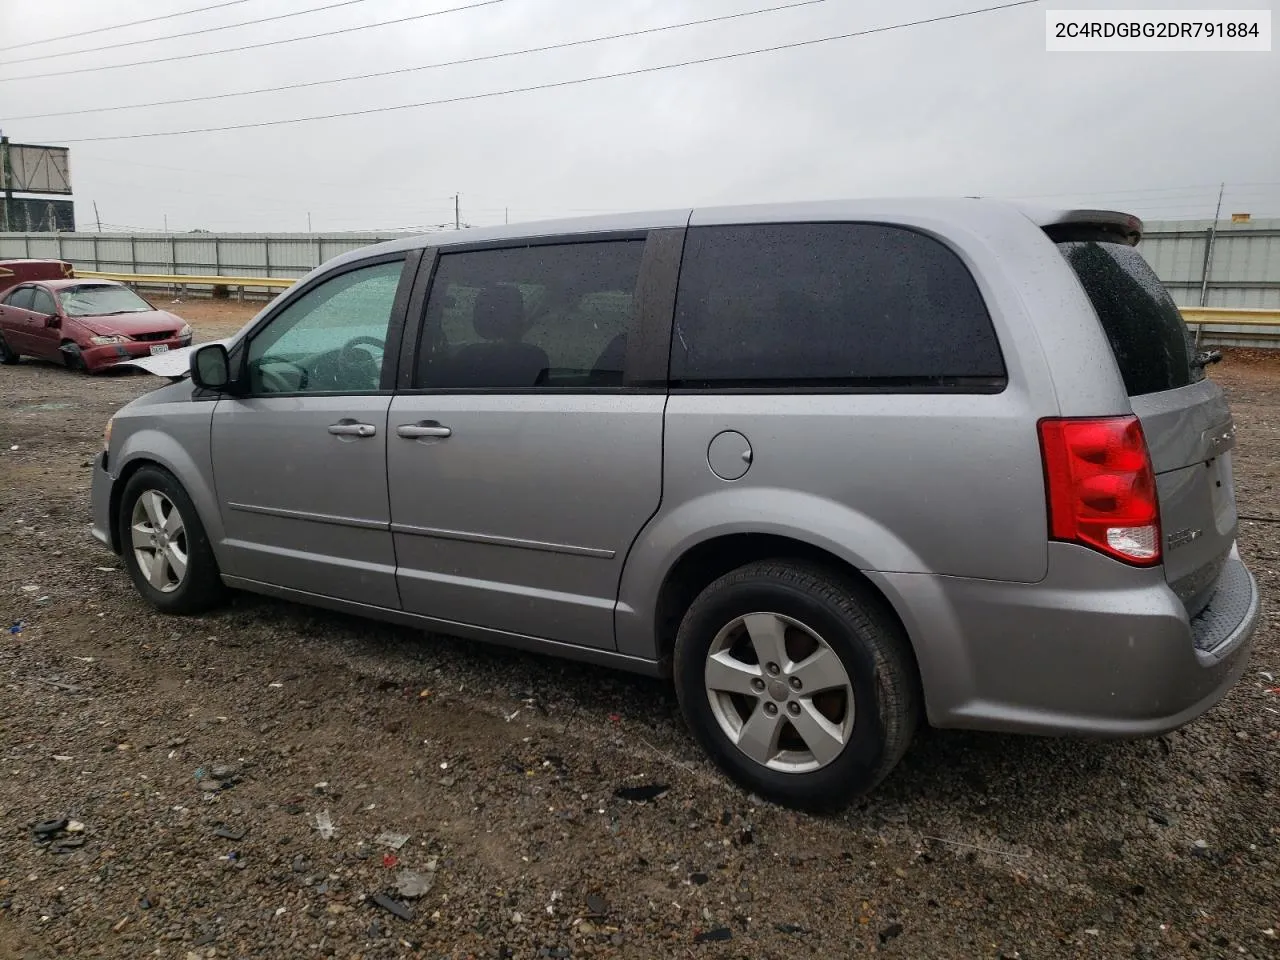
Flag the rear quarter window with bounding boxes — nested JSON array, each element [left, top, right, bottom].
[[1056, 239, 1203, 397], [670, 223, 1005, 390]]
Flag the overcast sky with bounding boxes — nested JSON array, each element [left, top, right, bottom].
[[1, 0, 1276, 232]]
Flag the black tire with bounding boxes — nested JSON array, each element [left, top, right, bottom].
[[62, 342, 84, 372], [117, 465, 225, 615], [673, 560, 918, 811], [0, 333, 19, 365]]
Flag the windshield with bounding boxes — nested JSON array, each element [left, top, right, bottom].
[[58, 285, 154, 317]]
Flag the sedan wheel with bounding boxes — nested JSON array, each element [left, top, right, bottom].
[[129, 490, 188, 593]]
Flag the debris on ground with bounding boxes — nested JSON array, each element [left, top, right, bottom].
[[394, 868, 435, 899], [1, 343, 1278, 960], [614, 783, 669, 803], [315, 810, 335, 839], [370, 893, 413, 921], [212, 824, 247, 841], [694, 927, 732, 942], [374, 830, 410, 850], [880, 922, 905, 944]]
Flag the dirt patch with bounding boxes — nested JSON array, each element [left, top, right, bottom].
[[0, 355, 1277, 958]]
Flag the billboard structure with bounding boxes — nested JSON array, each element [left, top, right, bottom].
[[1, 138, 75, 231]]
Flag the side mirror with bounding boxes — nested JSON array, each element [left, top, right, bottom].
[[191, 343, 233, 391], [44, 314, 60, 328]]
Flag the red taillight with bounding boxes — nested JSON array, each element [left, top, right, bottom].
[[1038, 415, 1161, 566]]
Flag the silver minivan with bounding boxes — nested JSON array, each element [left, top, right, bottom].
[[90, 199, 1260, 809]]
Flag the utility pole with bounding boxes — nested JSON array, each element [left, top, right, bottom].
[[307, 211, 312, 232], [454, 193, 460, 230], [1199, 182, 1225, 308], [94, 200, 102, 232], [1, 135, 11, 233], [163, 213, 168, 233], [505, 206, 509, 225]]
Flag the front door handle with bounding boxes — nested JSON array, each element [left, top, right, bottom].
[[328, 421, 376, 437], [397, 422, 452, 439]]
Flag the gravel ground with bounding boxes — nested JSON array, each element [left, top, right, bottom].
[[1, 302, 1278, 959]]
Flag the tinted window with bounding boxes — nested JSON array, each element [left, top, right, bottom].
[[416, 240, 645, 389], [58, 284, 152, 317], [247, 259, 404, 394], [30, 288, 57, 315], [4, 286, 35, 310], [1057, 240, 1201, 396], [670, 223, 1005, 389]]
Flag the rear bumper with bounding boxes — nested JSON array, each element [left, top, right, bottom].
[[90, 451, 116, 550], [82, 335, 192, 372], [877, 542, 1259, 737]]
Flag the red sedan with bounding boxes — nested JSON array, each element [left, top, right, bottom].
[[0, 279, 192, 372]]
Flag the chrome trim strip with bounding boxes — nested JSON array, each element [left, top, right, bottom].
[[389, 522, 614, 559], [227, 501, 388, 531]]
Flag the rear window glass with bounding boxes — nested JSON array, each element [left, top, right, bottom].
[[1056, 240, 1202, 396], [670, 223, 1005, 390]]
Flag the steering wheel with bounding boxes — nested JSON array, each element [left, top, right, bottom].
[[341, 335, 385, 362], [256, 358, 309, 393], [333, 335, 385, 388]]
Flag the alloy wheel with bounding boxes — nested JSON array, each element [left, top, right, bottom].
[[130, 490, 188, 593], [703, 611, 855, 773]]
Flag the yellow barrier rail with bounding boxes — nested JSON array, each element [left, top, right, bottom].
[[76, 269, 295, 290], [1178, 307, 1280, 327]]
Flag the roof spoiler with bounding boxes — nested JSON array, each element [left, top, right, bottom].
[[1029, 208, 1144, 246]]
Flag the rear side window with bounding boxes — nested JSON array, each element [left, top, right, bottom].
[[4, 286, 35, 310], [670, 223, 1005, 390], [1056, 240, 1202, 396], [417, 240, 645, 389]]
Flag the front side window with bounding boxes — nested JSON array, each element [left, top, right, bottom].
[[30, 288, 57, 316], [58, 284, 152, 317], [4, 286, 35, 310], [246, 259, 404, 394], [416, 240, 645, 389], [671, 223, 1005, 389]]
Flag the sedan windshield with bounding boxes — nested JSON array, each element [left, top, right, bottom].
[[58, 285, 154, 317]]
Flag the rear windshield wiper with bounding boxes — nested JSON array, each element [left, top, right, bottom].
[[1192, 349, 1223, 369]]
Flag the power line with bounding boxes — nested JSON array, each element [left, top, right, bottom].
[[49, 0, 1044, 142], [2, 0, 387, 66], [0, 0, 253, 53], [0, 0, 509, 83], [9, 0, 834, 121]]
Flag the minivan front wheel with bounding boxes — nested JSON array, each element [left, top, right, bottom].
[[118, 466, 224, 614], [674, 560, 918, 810]]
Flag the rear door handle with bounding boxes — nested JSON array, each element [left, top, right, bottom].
[[328, 422, 377, 437], [397, 422, 452, 439]]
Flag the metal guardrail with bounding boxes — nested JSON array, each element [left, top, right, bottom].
[[76, 269, 295, 290], [1179, 307, 1280, 326]]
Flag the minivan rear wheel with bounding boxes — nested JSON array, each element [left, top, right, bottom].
[[673, 560, 917, 810], [118, 466, 224, 614]]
